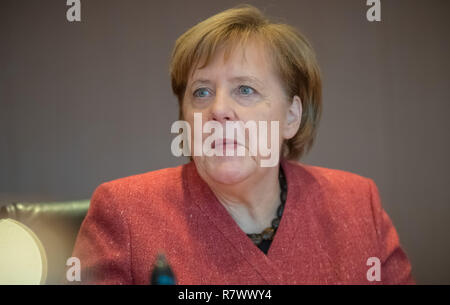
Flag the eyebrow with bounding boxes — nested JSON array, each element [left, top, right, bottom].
[[190, 75, 265, 88], [190, 79, 213, 88], [230, 76, 265, 88]]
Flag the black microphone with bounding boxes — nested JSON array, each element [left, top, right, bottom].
[[150, 253, 176, 285]]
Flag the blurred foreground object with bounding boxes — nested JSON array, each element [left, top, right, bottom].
[[0, 200, 89, 284], [150, 253, 176, 285], [0, 218, 47, 284]]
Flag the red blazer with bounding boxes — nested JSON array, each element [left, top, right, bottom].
[[71, 160, 414, 284]]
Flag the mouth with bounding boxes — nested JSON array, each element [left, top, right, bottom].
[[211, 138, 238, 149]]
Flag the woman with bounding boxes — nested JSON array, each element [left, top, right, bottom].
[[71, 5, 414, 284]]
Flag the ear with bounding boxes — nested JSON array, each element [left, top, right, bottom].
[[284, 95, 302, 140]]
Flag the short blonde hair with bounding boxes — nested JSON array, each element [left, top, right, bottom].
[[170, 5, 322, 160]]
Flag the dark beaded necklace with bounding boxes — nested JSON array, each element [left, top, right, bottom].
[[247, 167, 287, 246]]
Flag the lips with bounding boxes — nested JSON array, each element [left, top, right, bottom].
[[211, 138, 238, 149]]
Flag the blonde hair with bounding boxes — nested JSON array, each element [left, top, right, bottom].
[[170, 4, 322, 160]]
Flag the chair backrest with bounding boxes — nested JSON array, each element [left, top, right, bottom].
[[0, 200, 90, 284]]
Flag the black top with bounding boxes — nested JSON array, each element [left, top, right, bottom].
[[257, 238, 272, 254]]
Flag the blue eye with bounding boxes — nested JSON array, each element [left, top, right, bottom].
[[239, 85, 255, 95], [193, 88, 211, 98]]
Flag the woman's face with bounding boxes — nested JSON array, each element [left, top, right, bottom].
[[182, 39, 301, 186]]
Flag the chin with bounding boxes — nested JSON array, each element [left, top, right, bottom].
[[196, 156, 257, 185]]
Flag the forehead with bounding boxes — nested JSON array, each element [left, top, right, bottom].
[[188, 39, 276, 84]]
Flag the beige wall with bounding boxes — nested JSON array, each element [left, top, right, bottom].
[[1, 0, 449, 284]]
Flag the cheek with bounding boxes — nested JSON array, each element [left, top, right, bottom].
[[270, 102, 289, 132], [180, 100, 189, 119], [261, 104, 289, 144], [181, 103, 198, 126], [247, 105, 286, 127]]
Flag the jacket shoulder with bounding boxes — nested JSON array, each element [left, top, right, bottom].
[[286, 160, 376, 221], [102, 165, 184, 192], [289, 161, 373, 191], [90, 165, 186, 211]]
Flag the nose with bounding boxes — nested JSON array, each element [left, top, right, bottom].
[[209, 89, 236, 123]]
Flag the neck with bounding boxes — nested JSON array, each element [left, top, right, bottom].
[[205, 166, 281, 234]]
